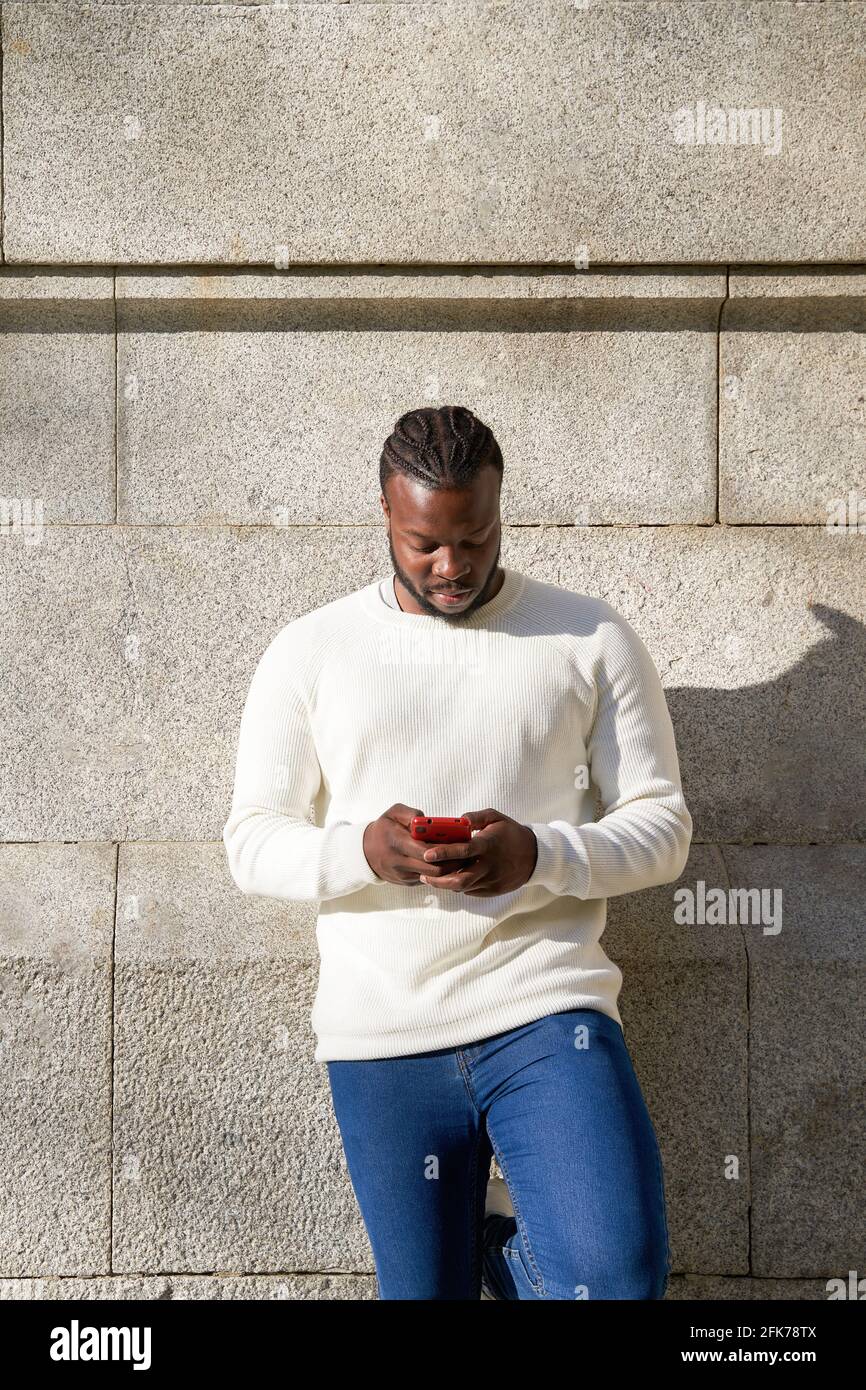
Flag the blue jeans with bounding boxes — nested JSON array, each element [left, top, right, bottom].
[[326, 1007, 671, 1300]]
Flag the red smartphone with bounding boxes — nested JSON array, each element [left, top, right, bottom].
[[410, 815, 472, 844]]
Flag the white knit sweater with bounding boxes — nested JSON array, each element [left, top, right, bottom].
[[223, 566, 692, 1061]]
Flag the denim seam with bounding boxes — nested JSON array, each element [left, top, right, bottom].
[[455, 1047, 482, 1113], [651, 1133, 672, 1294], [469, 1118, 489, 1298], [484, 1125, 547, 1298], [457, 1047, 490, 1299], [457, 1048, 546, 1298]]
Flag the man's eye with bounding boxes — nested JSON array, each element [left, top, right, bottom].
[[414, 539, 482, 553]]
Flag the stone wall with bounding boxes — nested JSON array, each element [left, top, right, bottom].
[[1, 1, 864, 1299]]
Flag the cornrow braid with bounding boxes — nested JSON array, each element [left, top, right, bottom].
[[379, 405, 503, 498]]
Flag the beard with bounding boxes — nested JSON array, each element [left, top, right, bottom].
[[387, 531, 502, 619]]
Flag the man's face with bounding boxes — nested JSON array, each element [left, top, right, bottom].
[[381, 465, 503, 619]]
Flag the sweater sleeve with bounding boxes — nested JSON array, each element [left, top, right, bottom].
[[526, 604, 692, 901], [222, 630, 384, 903]]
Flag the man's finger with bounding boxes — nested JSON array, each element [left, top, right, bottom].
[[388, 804, 427, 828], [404, 856, 454, 876], [422, 841, 480, 863], [459, 807, 504, 829], [425, 865, 485, 891], [391, 836, 453, 875], [392, 827, 458, 874]]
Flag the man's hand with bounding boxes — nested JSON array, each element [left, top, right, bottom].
[[419, 807, 538, 896], [362, 803, 471, 887]]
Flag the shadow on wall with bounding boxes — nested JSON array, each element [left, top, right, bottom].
[[665, 604, 865, 844]]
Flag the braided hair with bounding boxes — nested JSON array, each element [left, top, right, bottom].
[[379, 405, 503, 499]]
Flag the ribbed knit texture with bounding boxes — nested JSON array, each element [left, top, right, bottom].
[[379, 574, 401, 609], [223, 567, 692, 1061]]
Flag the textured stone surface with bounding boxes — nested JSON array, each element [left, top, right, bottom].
[[665, 1275, 849, 1301], [113, 842, 372, 1273], [1, 523, 863, 843], [720, 269, 866, 523], [3, 3, 863, 264], [0, 1273, 837, 1301], [0, 843, 116, 1276], [723, 845, 866, 1278], [0, 526, 132, 840], [0, 1274, 378, 1301], [0, 270, 116, 522], [116, 268, 723, 526], [607, 844, 749, 1274]]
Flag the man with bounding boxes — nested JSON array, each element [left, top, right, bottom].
[[223, 404, 691, 1300]]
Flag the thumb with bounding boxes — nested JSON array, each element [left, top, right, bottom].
[[460, 807, 504, 831], [387, 804, 428, 828]]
